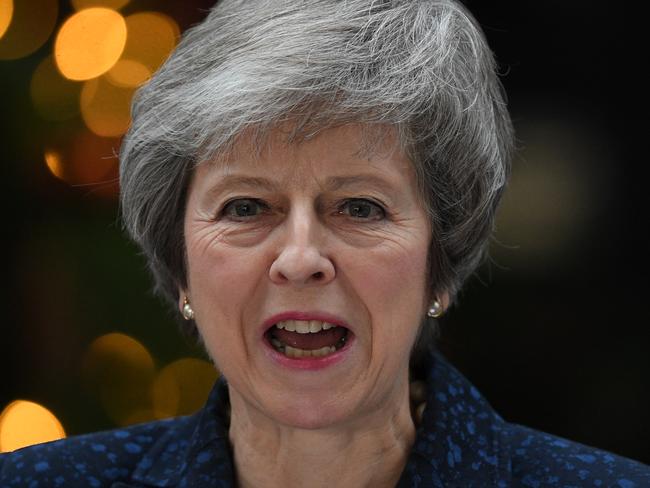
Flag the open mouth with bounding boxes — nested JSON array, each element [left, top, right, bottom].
[[265, 319, 350, 359]]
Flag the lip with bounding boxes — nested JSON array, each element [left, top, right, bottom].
[[262, 329, 355, 371], [260, 310, 355, 371], [260, 310, 353, 335]]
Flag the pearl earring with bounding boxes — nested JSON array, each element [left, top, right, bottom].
[[427, 299, 443, 318], [182, 296, 195, 321]]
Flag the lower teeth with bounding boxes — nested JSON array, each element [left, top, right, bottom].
[[270, 337, 346, 358]]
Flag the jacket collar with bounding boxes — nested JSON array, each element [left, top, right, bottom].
[[127, 377, 234, 487], [125, 350, 510, 487], [397, 351, 510, 486]]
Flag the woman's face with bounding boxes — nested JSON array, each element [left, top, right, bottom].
[[183, 124, 433, 429]]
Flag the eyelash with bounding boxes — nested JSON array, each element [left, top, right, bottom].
[[219, 198, 387, 221], [220, 198, 270, 220], [337, 199, 386, 220]]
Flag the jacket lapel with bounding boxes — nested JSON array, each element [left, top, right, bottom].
[[122, 351, 510, 487]]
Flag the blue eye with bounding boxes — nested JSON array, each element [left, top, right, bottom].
[[338, 199, 386, 220], [222, 198, 269, 219]]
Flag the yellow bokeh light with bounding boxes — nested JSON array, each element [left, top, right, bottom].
[[152, 358, 218, 419], [0, 0, 57, 60], [71, 0, 130, 11], [82, 333, 156, 426], [122, 12, 179, 74], [81, 75, 135, 137], [0, 0, 12, 40], [82, 333, 155, 384], [44, 149, 64, 180], [121, 409, 156, 426], [0, 400, 66, 453], [106, 59, 151, 88], [31, 56, 82, 121], [55, 8, 127, 81]]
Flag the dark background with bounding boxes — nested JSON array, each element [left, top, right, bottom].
[[1, 1, 648, 463]]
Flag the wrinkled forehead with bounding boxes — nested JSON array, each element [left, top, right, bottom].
[[198, 122, 418, 187]]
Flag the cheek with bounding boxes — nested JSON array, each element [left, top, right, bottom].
[[185, 235, 267, 349], [349, 237, 429, 327], [186, 220, 264, 291], [189, 250, 264, 315]]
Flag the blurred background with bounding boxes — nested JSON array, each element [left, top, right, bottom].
[[1, 0, 647, 464]]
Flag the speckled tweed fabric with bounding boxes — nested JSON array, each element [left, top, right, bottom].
[[1, 351, 648, 487]]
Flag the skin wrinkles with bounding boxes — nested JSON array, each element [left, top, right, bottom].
[[188, 168, 423, 252], [182, 124, 440, 488], [189, 203, 418, 251], [228, 380, 414, 487], [196, 172, 403, 213]]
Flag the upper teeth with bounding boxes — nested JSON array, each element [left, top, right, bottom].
[[276, 320, 335, 334]]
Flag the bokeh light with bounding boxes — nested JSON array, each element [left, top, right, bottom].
[[152, 358, 218, 419], [0, 0, 12, 40], [71, 0, 130, 11], [82, 333, 156, 426], [44, 149, 64, 181], [80, 75, 135, 137], [54, 8, 127, 81], [493, 121, 604, 272], [110, 11, 179, 86], [106, 58, 150, 88], [30, 56, 82, 121], [43, 130, 120, 195], [0, 400, 66, 453], [0, 0, 57, 60]]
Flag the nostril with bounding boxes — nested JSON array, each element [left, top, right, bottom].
[[269, 248, 335, 285]]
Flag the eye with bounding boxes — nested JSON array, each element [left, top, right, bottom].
[[337, 199, 386, 220], [221, 198, 269, 220]]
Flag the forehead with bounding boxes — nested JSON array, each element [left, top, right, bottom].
[[198, 124, 418, 192]]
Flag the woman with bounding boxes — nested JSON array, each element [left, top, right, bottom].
[[1, 0, 648, 486]]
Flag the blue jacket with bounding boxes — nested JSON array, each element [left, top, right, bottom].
[[2, 351, 648, 487]]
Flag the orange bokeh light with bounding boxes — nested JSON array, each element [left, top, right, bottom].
[[55, 8, 127, 81], [152, 358, 218, 419], [43, 129, 120, 197], [0, 0, 57, 60], [82, 333, 156, 426], [106, 59, 151, 88], [81, 75, 135, 137], [44, 149, 64, 180], [71, 0, 130, 11], [0, 0, 12, 40], [0, 400, 66, 453], [120, 12, 179, 79]]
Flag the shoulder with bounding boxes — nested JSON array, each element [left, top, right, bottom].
[[0, 416, 193, 487], [410, 351, 650, 487], [1, 378, 235, 487], [499, 422, 650, 487]]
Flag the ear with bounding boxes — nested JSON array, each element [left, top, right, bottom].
[[178, 288, 188, 312], [439, 291, 450, 312]]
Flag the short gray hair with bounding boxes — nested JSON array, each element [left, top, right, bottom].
[[120, 0, 514, 338]]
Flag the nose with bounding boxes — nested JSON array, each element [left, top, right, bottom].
[[269, 204, 335, 286]]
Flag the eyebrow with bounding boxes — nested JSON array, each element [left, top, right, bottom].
[[208, 175, 280, 194], [324, 174, 398, 194], [206, 173, 400, 198]]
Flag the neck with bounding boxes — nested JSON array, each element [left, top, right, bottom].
[[228, 386, 416, 488]]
